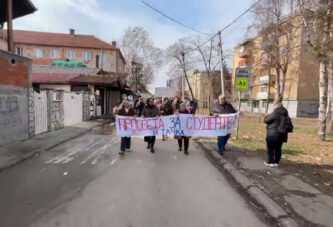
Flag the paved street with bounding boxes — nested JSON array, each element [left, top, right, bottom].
[[0, 127, 267, 227]]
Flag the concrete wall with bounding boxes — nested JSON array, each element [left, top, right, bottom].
[[0, 50, 31, 146]]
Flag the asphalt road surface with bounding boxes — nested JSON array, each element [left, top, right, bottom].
[[0, 127, 267, 227]]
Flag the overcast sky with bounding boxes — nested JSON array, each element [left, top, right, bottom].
[[14, 0, 255, 93]]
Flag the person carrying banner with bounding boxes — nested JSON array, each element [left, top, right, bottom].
[[174, 102, 193, 155], [142, 97, 160, 153], [116, 99, 136, 156], [264, 102, 292, 167], [161, 97, 174, 141], [214, 95, 237, 155]]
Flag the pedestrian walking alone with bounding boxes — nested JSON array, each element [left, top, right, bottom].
[[174, 102, 193, 155], [264, 102, 293, 167], [116, 99, 136, 156], [160, 97, 174, 141], [142, 97, 160, 153], [214, 95, 237, 155]]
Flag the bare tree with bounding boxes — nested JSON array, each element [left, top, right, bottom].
[[250, 0, 301, 103], [296, 0, 333, 140], [188, 35, 221, 111], [121, 26, 163, 92], [165, 39, 196, 99]]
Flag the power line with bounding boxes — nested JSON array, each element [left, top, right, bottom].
[[182, 0, 264, 55], [141, 0, 211, 36], [219, 0, 264, 34]]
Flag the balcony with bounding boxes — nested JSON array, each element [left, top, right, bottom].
[[239, 48, 251, 58], [257, 92, 275, 100], [258, 75, 275, 85]]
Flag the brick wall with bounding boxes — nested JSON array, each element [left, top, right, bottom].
[[0, 50, 31, 146]]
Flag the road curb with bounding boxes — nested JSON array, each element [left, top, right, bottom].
[[196, 139, 299, 227], [0, 121, 106, 172]]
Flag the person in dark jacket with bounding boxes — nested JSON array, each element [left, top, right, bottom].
[[172, 96, 182, 112], [142, 97, 160, 153], [174, 102, 192, 155], [134, 97, 145, 117], [175, 102, 196, 155], [161, 97, 174, 141], [214, 95, 237, 155], [264, 102, 289, 167], [116, 99, 136, 155]]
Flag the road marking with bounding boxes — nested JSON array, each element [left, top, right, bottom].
[[45, 138, 106, 164], [110, 159, 117, 166]]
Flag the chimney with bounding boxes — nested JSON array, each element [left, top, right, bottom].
[[69, 29, 75, 36], [112, 41, 117, 47]]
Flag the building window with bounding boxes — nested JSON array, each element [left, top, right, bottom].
[[34, 48, 43, 58], [253, 101, 259, 108], [202, 101, 208, 108], [262, 100, 267, 108], [260, 85, 268, 93], [247, 101, 251, 107], [50, 49, 59, 58], [67, 50, 76, 59], [16, 47, 24, 56], [83, 51, 91, 61]]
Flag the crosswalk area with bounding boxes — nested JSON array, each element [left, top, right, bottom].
[[44, 135, 120, 166]]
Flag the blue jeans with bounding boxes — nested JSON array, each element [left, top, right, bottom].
[[217, 134, 231, 153]]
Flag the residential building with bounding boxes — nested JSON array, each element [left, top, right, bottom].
[[32, 65, 131, 117], [155, 87, 177, 98], [232, 16, 319, 117], [0, 29, 126, 73], [188, 70, 232, 114]]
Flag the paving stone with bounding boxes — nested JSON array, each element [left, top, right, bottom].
[[281, 175, 321, 195], [284, 195, 333, 227]]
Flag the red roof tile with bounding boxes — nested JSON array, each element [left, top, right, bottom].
[[10, 30, 117, 50], [32, 73, 79, 84], [70, 75, 119, 86]]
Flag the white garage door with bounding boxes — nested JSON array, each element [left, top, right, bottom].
[[64, 92, 83, 126]]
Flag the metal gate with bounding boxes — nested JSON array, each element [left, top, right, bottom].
[[64, 92, 83, 126], [34, 90, 48, 135]]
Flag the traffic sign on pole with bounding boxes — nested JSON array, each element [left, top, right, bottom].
[[235, 67, 251, 91]]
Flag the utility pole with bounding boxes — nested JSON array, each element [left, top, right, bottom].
[[181, 52, 185, 101], [265, 68, 271, 114], [180, 52, 195, 100], [218, 31, 225, 96], [7, 0, 14, 52]]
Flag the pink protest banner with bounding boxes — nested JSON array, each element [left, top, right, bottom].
[[116, 113, 239, 137]]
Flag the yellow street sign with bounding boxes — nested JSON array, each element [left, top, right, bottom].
[[236, 78, 248, 90], [235, 67, 251, 91]]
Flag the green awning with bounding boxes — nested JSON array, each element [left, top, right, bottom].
[[51, 60, 87, 68]]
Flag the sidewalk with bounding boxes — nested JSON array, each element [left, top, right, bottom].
[[0, 120, 106, 171], [195, 137, 333, 227]]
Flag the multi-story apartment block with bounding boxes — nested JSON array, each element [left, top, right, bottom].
[[232, 16, 319, 117]]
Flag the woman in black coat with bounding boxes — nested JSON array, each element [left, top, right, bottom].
[[264, 102, 289, 167], [141, 98, 160, 153]]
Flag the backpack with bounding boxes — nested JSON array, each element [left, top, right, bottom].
[[279, 115, 294, 133]]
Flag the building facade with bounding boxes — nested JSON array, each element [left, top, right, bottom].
[[232, 17, 319, 118], [0, 29, 126, 73], [188, 70, 232, 114]]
